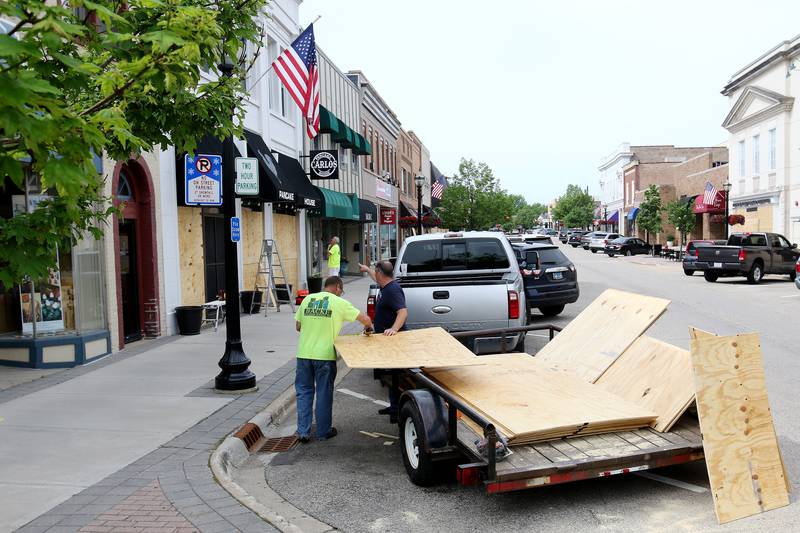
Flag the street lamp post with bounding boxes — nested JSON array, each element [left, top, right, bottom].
[[215, 60, 256, 392], [415, 173, 425, 236], [603, 206, 608, 232], [722, 180, 732, 240]]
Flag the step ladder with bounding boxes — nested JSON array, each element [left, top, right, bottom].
[[252, 239, 295, 314]]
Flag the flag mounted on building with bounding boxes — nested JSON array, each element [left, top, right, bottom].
[[271, 24, 320, 139], [430, 163, 447, 207], [702, 181, 718, 205]]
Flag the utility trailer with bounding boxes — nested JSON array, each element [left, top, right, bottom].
[[385, 325, 705, 493]]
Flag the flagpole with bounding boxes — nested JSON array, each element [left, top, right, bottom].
[[248, 16, 322, 89]]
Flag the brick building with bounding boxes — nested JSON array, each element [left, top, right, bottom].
[[623, 146, 729, 244]]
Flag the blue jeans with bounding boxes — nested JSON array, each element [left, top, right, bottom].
[[295, 358, 337, 439]]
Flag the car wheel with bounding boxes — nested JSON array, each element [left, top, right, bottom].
[[608, 253, 615, 258], [539, 305, 565, 317], [591, 249, 597, 254], [747, 263, 763, 284], [790, 271, 797, 281], [399, 401, 440, 487], [704, 271, 718, 282], [683, 269, 694, 276], [571, 244, 577, 248]]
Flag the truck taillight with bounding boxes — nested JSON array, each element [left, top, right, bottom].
[[738, 249, 746, 262], [367, 295, 376, 320], [508, 291, 520, 320]]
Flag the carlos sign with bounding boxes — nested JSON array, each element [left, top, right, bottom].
[[309, 150, 339, 180]]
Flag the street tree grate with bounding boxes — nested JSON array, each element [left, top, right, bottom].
[[258, 436, 298, 453]]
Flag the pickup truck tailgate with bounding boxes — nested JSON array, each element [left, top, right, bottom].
[[400, 275, 512, 332], [697, 245, 740, 263]]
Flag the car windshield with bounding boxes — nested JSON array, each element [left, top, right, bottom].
[[402, 239, 510, 272]]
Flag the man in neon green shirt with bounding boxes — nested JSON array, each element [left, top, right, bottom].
[[327, 236, 341, 277], [294, 276, 372, 442]]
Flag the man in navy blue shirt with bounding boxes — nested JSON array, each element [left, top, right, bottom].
[[359, 260, 408, 415]]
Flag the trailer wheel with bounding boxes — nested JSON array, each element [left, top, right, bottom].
[[400, 401, 439, 486]]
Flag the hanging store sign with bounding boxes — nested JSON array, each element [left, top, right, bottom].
[[376, 180, 393, 202], [309, 150, 339, 180], [380, 207, 396, 225], [185, 153, 222, 206], [234, 157, 259, 196]]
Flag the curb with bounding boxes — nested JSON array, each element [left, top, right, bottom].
[[211, 362, 351, 533]]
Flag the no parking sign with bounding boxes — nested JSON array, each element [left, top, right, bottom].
[[185, 153, 222, 206]]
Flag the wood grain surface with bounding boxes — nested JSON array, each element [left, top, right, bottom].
[[536, 289, 670, 382], [595, 336, 694, 432], [334, 327, 480, 369], [689, 333, 789, 524]]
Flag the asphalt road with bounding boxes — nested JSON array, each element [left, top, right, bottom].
[[261, 244, 800, 532]]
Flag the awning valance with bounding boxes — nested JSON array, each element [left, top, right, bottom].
[[243, 129, 297, 204], [175, 134, 242, 207], [319, 105, 371, 155], [693, 191, 726, 214], [275, 154, 323, 210], [626, 207, 640, 221], [359, 198, 378, 223], [608, 211, 619, 223], [319, 106, 342, 137], [319, 187, 360, 220], [400, 200, 418, 218]]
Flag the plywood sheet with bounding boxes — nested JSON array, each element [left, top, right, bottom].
[[536, 289, 670, 382], [595, 336, 694, 432], [689, 333, 789, 524], [425, 354, 656, 445], [177, 207, 205, 305], [334, 327, 480, 369]]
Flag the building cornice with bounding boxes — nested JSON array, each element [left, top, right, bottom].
[[722, 35, 800, 95], [722, 86, 794, 133]]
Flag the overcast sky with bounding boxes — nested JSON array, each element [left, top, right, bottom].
[[300, 0, 800, 204]]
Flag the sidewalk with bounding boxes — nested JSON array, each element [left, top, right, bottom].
[[2, 277, 372, 533]]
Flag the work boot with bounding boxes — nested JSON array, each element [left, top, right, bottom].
[[319, 427, 338, 441]]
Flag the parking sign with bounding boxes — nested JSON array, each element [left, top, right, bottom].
[[185, 153, 222, 206], [235, 157, 259, 196], [231, 217, 241, 242]]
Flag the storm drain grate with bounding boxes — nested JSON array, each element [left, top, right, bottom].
[[258, 435, 298, 453]]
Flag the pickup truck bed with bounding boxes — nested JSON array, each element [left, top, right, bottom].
[[458, 415, 703, 493]]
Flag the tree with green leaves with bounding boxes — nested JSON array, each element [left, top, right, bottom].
[[666, 199, 696, 246], [637, 185, 663, 243], [513, 202, 548, 229], [552, 185, 594, 229], [439, 158, 513, 230], [0, 0, 266, 286]]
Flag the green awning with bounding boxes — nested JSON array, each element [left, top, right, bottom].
[[352, 133, 372, 156], [319, 106, 342, 136], [333, 127, 357, 149], [319, 187, 360, 221]]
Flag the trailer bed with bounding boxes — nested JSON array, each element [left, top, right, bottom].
[[457, 415, 704, 493]]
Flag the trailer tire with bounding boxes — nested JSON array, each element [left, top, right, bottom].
[[400, 401, 440, 487]]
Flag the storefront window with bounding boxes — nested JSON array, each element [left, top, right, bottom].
[[380, 223, 397, 259], [72, 235, 106, 331]]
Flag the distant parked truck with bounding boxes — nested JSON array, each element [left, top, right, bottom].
[[693, 232, 800, 284]]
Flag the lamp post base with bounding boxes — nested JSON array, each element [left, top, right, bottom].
[[215, 340, 257, 391]]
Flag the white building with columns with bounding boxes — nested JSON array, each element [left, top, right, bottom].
[[721, 33, 799, 242], [597, 143, 634, 230]]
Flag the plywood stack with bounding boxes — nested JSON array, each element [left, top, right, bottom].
[[535, 289, 670, 382], [689, 331, 790, 524], [334, 327, 480, 369], [595, 335, 694, 432], [425, 354, 657, 445]]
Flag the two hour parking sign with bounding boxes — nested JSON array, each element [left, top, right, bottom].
[[185, 153, 222, 206]]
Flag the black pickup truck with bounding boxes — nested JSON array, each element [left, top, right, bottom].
[[694, 232, 800, 284]]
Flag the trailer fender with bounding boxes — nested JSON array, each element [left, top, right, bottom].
[[399, 389, 449, 450]]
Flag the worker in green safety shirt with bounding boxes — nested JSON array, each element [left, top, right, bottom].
[[294, 276, 373, 442], [327, 236, 341, 277]]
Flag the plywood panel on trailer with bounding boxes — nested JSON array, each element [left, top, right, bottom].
[[425, 354, 656, 444], [595, 336, 694, 432], [536, 289, 670, 382], [334, 327, 480, 369], [690, 333, 789, 524]]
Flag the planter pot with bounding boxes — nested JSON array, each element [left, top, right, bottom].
[[240, 291, 262, 314], [275, 284, 293, 303], [175, 305, 203, 335], [307, 277, 322, 293]]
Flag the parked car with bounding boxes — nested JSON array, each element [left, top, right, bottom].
[[522, 234, 553, 245], [796, 258, 800, 290], [589, 232, 620, 253], [566, 230, 586, 246], [512, 243, 579, 317], [580, 232, 599, 250], [681, 240, 716, 275], [694, 232, 800, 284], [605, 237, 651, 257], [393, 231, 528, 353]]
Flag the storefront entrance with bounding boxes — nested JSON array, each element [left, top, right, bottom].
[[118, 220, 141, 343], [202, 211, 226, 302]]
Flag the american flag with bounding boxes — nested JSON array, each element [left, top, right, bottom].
[[431, 173, 447, 199], [272, 25, 320, 139], [703, 181, 718, 205]]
